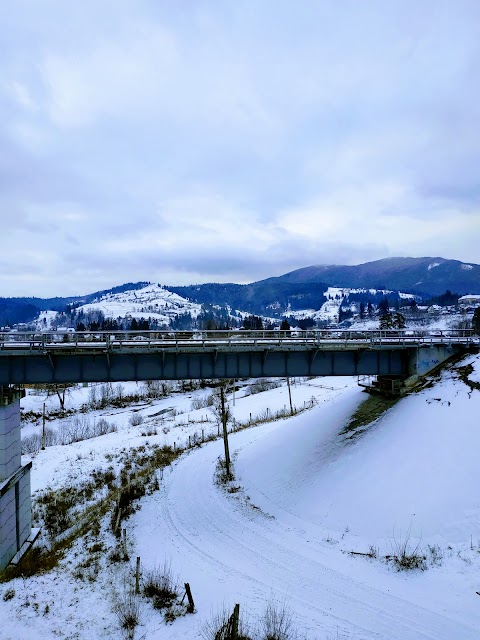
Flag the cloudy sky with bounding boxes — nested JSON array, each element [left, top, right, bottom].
[[2, 0, 480, 296]]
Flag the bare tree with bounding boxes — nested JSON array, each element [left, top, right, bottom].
[[210, 382, 233, 478]]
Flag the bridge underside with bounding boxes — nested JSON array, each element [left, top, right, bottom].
[[0, 348, 410, 385]]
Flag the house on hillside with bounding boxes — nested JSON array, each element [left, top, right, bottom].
[[459, 294, 480, 308]]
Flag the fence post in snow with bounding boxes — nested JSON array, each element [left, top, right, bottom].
[[287, 377, 293, 415], [135, 556, 141, 595], [122, 528, 127, 557], [42, 402, 46, 450], [232, 603, 240, 639], [184, 582, 195, 613]]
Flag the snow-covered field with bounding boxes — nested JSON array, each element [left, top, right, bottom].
[[2, 353, 480, 639]]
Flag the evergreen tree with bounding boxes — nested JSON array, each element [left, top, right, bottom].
[[393, 312, 406, 329], [359, 301, 365, 319], [243, 315, 263, 330], [129, 318, 139, 331], [378, 297, 389, 314], [280, 318, 290, 331], [367, 301, 374, 317], [379, 312, 394, 330]]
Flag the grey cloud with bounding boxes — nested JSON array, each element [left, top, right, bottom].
[[1, 1, 480, 296]]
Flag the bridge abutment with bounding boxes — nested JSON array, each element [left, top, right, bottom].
[[0, 387, 32, 571], [407, 344, 456, 383]]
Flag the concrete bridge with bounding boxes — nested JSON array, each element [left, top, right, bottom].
[[0, 329, 477, 384], [0, 328, 477, 570]]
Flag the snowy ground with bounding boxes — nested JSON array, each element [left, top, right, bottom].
[[2, 354, 480, 639]]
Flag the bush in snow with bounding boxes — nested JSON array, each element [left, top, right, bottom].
[[190, 393, 214, 410], [387, 528, 427, 571], [201, 605, 252, 640], [257, 600, 298, 640], [114, 588, 142, 640], [21, 417, 117, 454], [143, 561, 179, 610], [129, 413, 144, 426], [245, 378, 281, 396]]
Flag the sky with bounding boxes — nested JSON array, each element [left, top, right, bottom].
[[1, 0, 480, 297]]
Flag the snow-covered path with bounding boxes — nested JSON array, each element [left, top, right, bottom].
[[133, 396, 480, 639]]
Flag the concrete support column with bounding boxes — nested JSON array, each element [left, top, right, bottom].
[[0, 388, 32, 571], [408, 345, 455, 378]]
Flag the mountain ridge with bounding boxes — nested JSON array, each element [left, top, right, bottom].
[[1, 256, 479, 326]]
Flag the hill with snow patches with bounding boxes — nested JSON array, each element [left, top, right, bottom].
[[74, 283, 202, 324], [1, 348, 480, 638]]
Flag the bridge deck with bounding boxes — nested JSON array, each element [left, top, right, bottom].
[[0, 330, 476, 384]]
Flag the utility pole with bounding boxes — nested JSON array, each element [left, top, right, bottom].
[[41, 402, 46, 450], [220, 386, 231, 478], [287, 377, 293, 415]]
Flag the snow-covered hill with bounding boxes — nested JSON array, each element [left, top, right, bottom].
[[288, 286, 416, 323], [75, 283, 202, 323]]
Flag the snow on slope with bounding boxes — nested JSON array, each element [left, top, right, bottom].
[[3, 356, 480, 639], [288, 287, 415, 323], [76, 283, 202, 323], [132, 355, 480, 639]]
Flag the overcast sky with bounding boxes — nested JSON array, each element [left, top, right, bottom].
[[2, 0, 480, 297]]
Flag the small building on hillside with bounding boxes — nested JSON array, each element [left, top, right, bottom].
[[459, 294, 480, 308]]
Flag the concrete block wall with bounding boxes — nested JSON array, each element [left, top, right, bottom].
[[0, 400, 21, 482], [0, 395, 32, 571], [17, 470, 32, 549], [0, 483, 17, 570]]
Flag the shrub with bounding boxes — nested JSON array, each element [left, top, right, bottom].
[[258, 600, 296, 640], [143, 561, 178, 609], [201, 606, 252, 640], [129, 413, 144, 427], [246, 379, 281, 396], [190, 393, 214, 410], [114, 589, 141, 640], [21, 417, 117, 455], [3, 588, 15, 601], [427, 544, 443, 567], [388, 528, 427, 571]]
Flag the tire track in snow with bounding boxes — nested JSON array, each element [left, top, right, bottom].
[[134, 428, 479, 640]]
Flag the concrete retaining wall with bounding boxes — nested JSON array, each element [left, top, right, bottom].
[[0, 397, 32, 571], [0, 400, 21, 482]]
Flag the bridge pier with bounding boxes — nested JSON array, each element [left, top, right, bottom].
[[0, 387, 32, 571]]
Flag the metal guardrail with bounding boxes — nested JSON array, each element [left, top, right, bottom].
[[0, 329, 477, 354]]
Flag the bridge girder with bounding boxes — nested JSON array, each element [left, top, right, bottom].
[[0, 347, 410, 385]]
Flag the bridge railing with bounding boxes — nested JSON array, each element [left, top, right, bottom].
[[0, 328, 477, 352]]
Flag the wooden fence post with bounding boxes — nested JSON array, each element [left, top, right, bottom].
[[42, 402, 46, 450], [232, 603, 240, 640], [135, 556, 141, 595], [184, 582, 194, 613], [122, 528, 127, 556], [287, 376, 293, 415]]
